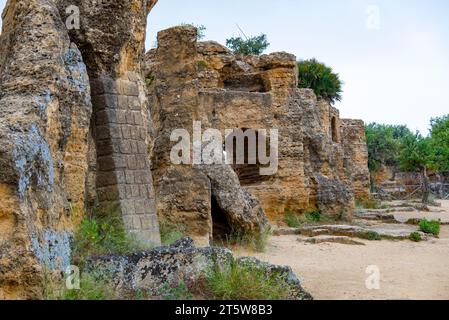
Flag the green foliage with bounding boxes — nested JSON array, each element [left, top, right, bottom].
[[43, 271, 114, 301], [284, 212, 303, 228], [72, 213, 149, 264], [180, 23, 207, 40], [226, 229, 271, 253], [144, 72, 155, 86], [305, 211, 322, 223], [409, 232, 423, 242], [297, 59, 343, 104], [398, 133, 432, 173], [226, 34, 269, 56], [203, 261, 293, 300], [159, 219, 187, 245], [365, 123, 413, 172], [157, 282, 193, 300], [197, 60, 207, 71], [366, 115, 449, 175], [358, 231, 381, 241], [429, 115, 449, 172], [419, 219, 441, 236]]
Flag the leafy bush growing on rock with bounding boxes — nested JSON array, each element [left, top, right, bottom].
[[226, 34, 269, 56], [409, 232, 423, 242], [419, 219, 441, 237], [297, 59, 343, 104]]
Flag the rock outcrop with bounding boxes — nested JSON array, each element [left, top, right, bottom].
[[86, 237, 313, 300]]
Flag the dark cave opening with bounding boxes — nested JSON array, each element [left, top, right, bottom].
[[211, 195, 232, 241]]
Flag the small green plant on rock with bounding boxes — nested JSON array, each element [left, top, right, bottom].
[[197, 60, 207, 71], [409, 232, 423, 242], [358, 231, 381, 241], [419, 219, 440, 237]]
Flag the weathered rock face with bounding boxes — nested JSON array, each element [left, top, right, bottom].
[[341, 119, 371, 200], [86, 237, 313, 300], [0, 0, 161, 298], [145, 26, 370, 240], [0, 0, 91, 299], [147, 27, 269, 245], [57, 0, 161, 245]]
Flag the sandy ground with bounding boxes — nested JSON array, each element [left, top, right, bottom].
[[237, 201, 449, 300]]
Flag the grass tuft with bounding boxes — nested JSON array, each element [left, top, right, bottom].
[[200, 260, 293, 300], [159, 219, 187, 245]]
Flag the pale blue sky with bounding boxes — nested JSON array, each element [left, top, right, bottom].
[[2, 0, 448, 134]]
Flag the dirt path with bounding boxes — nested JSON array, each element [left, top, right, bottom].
[[237, 201, 449, 300]]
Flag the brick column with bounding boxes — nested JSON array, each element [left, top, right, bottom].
[[91, 73, 160, 246]]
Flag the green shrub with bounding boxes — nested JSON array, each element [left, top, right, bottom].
[[297, 59, 343, 104], [358, 231, 381, 241], [202, 261, 293, 300], [284, 212, 303, 228], [419, 219, 440, 236], [409, 232, 423, 242], [72, 213, 149, 264], [305, 211, 322, 223], [159, 219, 187, 245], [226, 34, 269, 56]]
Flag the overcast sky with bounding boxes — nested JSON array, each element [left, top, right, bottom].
[[2, 0, 448, 134]]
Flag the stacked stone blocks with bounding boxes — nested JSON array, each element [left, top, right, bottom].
[[91, 75, 160, 245]]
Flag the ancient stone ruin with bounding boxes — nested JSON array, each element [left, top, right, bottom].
[[0, 0, 369, 299], [145, 26, 371, 244]]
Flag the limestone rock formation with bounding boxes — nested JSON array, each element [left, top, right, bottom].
[[0, 2, 371, 300], [0, 0, 93, 299], [145, 26, 371, 242], [0, 0, 161, 299]]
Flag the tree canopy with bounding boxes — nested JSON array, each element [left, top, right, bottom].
[[366, 116, 449, 175]]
